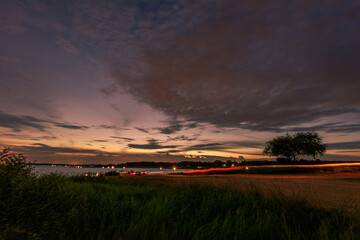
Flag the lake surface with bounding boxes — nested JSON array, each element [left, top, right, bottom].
[[33, 165, 191, 176]]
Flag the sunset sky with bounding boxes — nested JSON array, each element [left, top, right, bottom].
[[1, 0, 359, 164]]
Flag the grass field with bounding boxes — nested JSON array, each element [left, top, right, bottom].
[[1, 169, 359, 240], [155, 172, 360, 212]]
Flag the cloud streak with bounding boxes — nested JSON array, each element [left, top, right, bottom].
[[128, 139, 177, 150], [0, 111, 48, 132], [110, 136, 134, 141], [0, 111, 88, 132], [327, 141, 360, 150], [161, 141, 264, 154], [135, 127, 149, 133], [18, 143, 107, 155], [280, 122, 360, 133]]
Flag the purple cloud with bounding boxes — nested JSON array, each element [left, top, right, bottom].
[[112, 0, 360, 131]]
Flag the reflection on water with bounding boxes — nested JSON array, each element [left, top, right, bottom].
[[33, 165, 190, 176]]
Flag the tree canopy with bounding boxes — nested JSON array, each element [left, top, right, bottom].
[[263, 132, 327, 161]]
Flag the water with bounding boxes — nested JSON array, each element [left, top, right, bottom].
[[33, 165, 191, 176]]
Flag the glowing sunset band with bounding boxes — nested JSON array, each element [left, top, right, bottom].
[[248, 163, 360, 168], [182, 167, 244, 174]]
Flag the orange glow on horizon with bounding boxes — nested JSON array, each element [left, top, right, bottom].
[[183, 167, 244, 174]]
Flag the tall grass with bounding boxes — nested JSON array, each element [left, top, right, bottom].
[[1, 149, 359, 239], [1, 173, 359, 240]]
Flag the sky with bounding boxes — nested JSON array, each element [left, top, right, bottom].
[[0, 0, 359, 164]]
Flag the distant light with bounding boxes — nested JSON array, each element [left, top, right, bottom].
[[96, 172, 99, 177], [160, 167, 162, 170], [102, 166, 104, 169], [107, 166, 110, 169], [245, 167, 249, 170], [231, 164, 235, 167], [123, 166, 125, 169], [173, 167, 176, 170], [111, 166, 115, 169], [85, 173, 88, 177]]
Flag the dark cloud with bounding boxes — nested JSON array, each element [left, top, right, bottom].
[[229, 141, 264, 149], [156, 120, 198, 134], [17, 143, 107, 155], [282, 122, 360, 133], [110, 136, 135, 141], [163, 141, 264, 154], [53, 122, 88, 130], [93, 140, 108, 143], [326, 124, 360, 133], [188, 143, 223, 150], [189, 141, 264, 151], [99, 84, 119, 97], [4, 1, 359, 132], [157, 123, 183, 134], [128, 139, 177, 150], [327, 141, 360, 150], [164, 143, 209, 152], [1, 133, 18, 137], [97, 124, 117, 129], [0, 111, 48, 131], [0, 111, 88, 132], [31, 136, 57, 141], [112, 1, 360, 131], [167, 135, 198, 141], [1, 133, 57, 141], [135, 127, 149, 133], [186, 122, 198, 129]]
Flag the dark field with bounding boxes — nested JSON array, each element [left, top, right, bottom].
[[1, 167, 359, 240], [151, 172, 360, 213]]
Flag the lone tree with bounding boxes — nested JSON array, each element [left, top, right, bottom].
[[263, 132, 327, 161]]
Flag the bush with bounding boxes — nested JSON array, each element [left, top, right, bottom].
[[0, 147, 32, 175], [0, 148, 37, 239], [0, 148, 34, 197]]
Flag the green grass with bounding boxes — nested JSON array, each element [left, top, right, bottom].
[[1, 173, 359, 240]]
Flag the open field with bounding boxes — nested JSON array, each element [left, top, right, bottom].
[[1, 163, 359, 239], [143, 172, 360, 214]]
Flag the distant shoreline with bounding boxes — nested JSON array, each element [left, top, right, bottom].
[[27, 159, 360, 169]]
